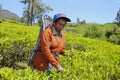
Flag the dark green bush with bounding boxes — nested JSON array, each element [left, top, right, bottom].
[[83, 23, 103, 39]]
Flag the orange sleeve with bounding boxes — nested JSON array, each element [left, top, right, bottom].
[[40, 29, 59, 67], [60, 49, 65, 55]]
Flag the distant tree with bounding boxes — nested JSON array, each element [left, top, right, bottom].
[[76, 17, 80, 23], [0, 4, 2, 10], [21, 0, 53, 26], [76, 17, 86, 27], [115, 9, 120, 27], [81, 20, 86, 25]]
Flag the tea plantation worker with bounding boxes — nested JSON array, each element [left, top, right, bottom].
[[33, 13, 71, 72]]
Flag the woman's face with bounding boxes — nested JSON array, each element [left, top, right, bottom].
[[54, 19, 67, 32]]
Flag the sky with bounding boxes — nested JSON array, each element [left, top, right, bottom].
[[0, 0, 120, 24]]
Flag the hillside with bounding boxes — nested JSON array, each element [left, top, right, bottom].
[[0, 9, 20, 21], [0, 20, 120, 80]]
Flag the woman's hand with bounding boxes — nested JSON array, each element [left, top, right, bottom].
[[56, 64, 64, 72]]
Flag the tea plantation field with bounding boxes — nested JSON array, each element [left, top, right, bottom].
[[0, 20, 120, 80]]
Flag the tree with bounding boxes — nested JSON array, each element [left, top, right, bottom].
[[0, 4, 2, 10], [76, 17, 86, 27], [76, 17, 80, 23], [21, 0, 53, 26], [115, 9, 120, 27]]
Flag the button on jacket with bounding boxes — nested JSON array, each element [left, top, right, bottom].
[[33, 26, 66, 72]]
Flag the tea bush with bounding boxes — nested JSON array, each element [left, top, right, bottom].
[[0, 20, 120, 79]]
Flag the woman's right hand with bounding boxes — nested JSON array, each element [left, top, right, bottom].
[[56, 64, 64, 72]]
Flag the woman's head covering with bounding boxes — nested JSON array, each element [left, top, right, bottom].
[[53, 13, 71, 22]]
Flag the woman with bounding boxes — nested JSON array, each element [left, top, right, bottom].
[[33, 13, 71, 72]]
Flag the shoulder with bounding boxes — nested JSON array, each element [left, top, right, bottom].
[[45, 27, 52, 33], [41, 27, 52, 37]]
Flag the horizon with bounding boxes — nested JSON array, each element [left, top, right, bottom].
[[0, 0, 120, 24]]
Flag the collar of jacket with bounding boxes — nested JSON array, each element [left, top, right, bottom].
[[52, 25, 62, 37]]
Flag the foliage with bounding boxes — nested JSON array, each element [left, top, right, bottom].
[[65, 23, 120, 44], [21, 0, 53, 26], [0, 20, 120, 79], [0, 20, 39, 68], [115, 9, 120, 27], [0, 4, 2, 10], [104, 23, 120, 44], [83, 23, 103, 39]]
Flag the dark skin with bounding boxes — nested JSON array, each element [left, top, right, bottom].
[[54, 18, 67, 35], [53, 18, 67, 72]]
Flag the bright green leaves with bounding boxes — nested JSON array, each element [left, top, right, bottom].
[[0, 20, 120, 79]]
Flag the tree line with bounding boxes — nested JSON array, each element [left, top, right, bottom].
[[20, 0, 53, 26], [0, 1, 120, 26]]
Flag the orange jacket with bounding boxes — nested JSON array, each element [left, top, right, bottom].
[[33, 27, 66, 72]]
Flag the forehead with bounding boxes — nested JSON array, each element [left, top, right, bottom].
[[56, 19, 67, 23]]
